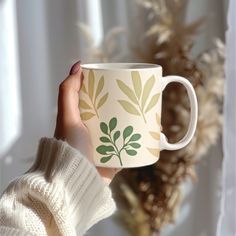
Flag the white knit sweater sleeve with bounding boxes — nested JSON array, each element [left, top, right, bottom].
[[0, 138, 116, 236]]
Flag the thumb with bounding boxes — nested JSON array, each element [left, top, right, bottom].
[[57, 61, 83, 126]]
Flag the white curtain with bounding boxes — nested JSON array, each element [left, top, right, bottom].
[[0, 0, 21, 158], [217, 0, 236, 235], [0, 0, 234, 236]]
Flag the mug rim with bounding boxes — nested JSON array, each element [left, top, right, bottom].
[[81, 63, 161, 71]]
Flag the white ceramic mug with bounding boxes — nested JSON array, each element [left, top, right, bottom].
[[79, 63, 198, 168]]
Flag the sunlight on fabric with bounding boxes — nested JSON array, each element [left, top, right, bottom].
[[0, 0, 21, 157], [85, 0, 104, 46]]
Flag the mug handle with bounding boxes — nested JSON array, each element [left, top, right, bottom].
[[160, 76, 198, 151]]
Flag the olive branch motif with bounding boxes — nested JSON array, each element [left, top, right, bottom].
[[116, 71, 160, 123], [96, 117, 142, 166], [147, 113, 161, 156], [79, 70, 108, 120]]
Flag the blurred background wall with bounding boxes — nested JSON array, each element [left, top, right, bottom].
[[0, 0, 232, 235]]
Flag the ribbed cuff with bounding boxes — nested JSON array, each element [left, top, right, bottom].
[[0, 226, 34, 236], [25, 138, 116, 235]]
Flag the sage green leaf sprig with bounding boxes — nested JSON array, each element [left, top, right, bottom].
[[79, 70, 108, 120], [96, 117, 142, 166], [116, 71, 160, 123]]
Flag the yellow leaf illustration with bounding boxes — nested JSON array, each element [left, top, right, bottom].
[[88, 70, 95, 100], [141, 75, 155, 109], [147, 148, 160, 157], [95, 76, 104, 100], [131, 71, 142, 99], [117, 80, 138, 104], [156, 113, 161, 125], [81, 83, 87, 93], [118, 100, 140, 115], [97, 93, 109, 109], [81, 112, 95, 120], [149, 131, 160, 140], [79, 99, 92, 109], [144, 93, 160, 113]]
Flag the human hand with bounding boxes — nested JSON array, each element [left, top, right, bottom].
[[54, 61, 121, 185]]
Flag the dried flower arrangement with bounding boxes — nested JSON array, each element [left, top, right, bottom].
[[79, 0, 224, 235]]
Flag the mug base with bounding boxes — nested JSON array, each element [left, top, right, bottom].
[[94, 158, 159, 168]]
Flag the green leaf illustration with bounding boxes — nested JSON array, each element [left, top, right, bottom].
[[88, 70, 95, 100], [144, 93, 160, 113], [118, 100, 140, 115], [100, 137, 110, 142], [96, 145, 114, 155], [100, 155, 112, 163], [129, 143, 141, 148], [80, 112, 95, 120], [100, 122, 108, 134], [125, 149, 137, 156], [113, 131, 120, 142], [95, 76, 104, 100], [129, 133, 141, 142], [131, 71, 142, 99], [97, 93, 108, 109], [109, 117, 117, 132], [123, 126, 133, 140], [141, 75, 155, 109], [117, 80, 138, 104], [79, 99, 92, 109], [97, 117, 142, 166]]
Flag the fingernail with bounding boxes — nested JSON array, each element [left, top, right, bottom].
[[69, 60, 81, 75]]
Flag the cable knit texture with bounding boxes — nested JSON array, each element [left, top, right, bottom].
[[0, 138, 116, 235]]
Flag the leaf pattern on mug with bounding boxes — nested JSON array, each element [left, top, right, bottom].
[[132, 71, 142, 99], [79, 100, 92, 109], [117, 80, 138, 104], [97, 117, 142, 166], [88, 70, 95, 100], [97, 93, 109, 109], [79, 70, 108, 120], [118, 100, 140, 115], [147, 113, 161, 156], [155, 113, 161, 126], [141, 75, 155, 109], [117, 71, 160, 123], [145, 93, 160, 113], [147, 148, 160, 157], [149, 131, 160, 140], [80, 112, 96, 120]]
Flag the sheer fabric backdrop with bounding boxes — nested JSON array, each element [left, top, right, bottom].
[[0, 0, 21, 158], [0, 0, 234, 235], [217, 0, 236, 235]]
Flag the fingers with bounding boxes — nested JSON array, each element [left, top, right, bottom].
[[57, 61, 83, 126]]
